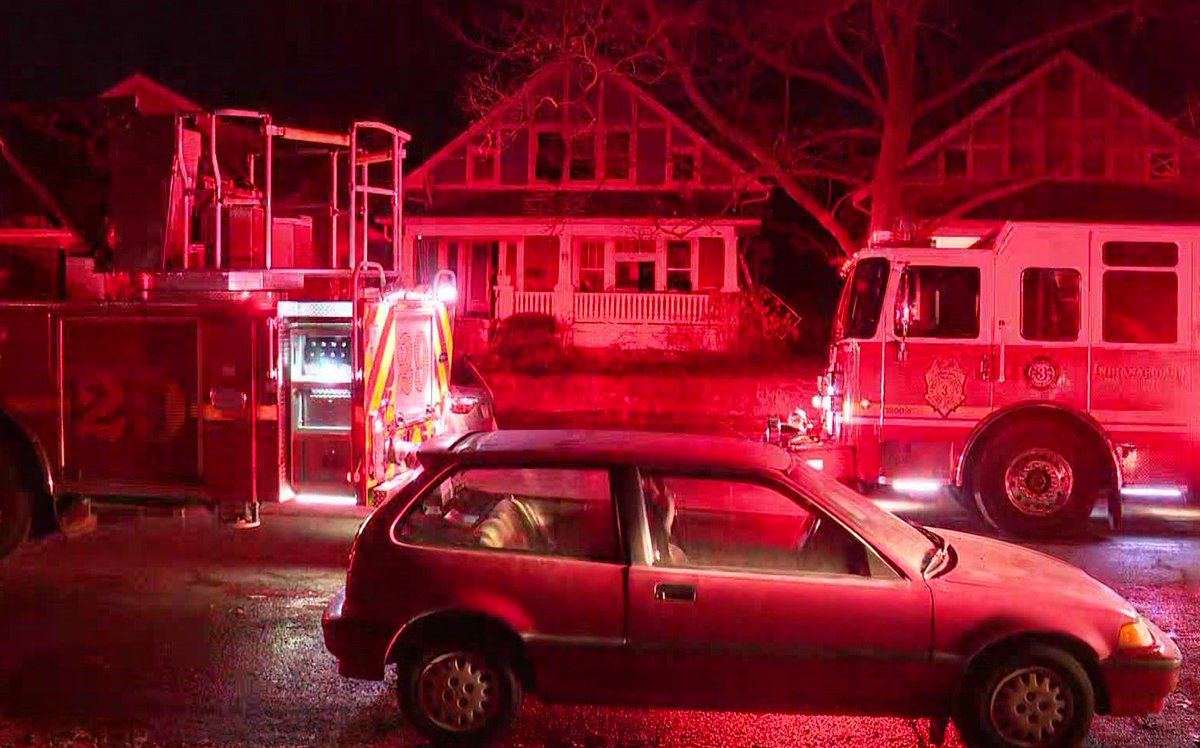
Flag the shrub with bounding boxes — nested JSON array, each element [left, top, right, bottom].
[[490, 312, 566, 372]]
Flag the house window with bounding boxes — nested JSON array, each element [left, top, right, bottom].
[[577, 239, 605, 292], [666, 240, 692, 292], [697, 237, 724, 290], [469, 143, 496, 183], [605, 132, 631, 180], [614, 239, 655, 292], [671, 151, 697, 182], [535, 132, 565, 182], [523, 236, 560, 291], [1147, 151, 1179, 181], [944, 147, 968, 178], [569, 133, 596, 181]]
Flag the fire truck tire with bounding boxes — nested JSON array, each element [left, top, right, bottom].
[[0, 448, 34, 560], [971, 420, 1100, 538]]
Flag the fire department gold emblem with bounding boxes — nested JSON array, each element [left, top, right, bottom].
[[924, 357, 966, 418]]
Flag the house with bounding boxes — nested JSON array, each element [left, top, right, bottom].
[[894, 51, 1200, 245], [400, 61, 766, 351]]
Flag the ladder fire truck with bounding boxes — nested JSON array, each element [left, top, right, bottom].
[[772, 221, 1200, 538], [0, 108, 456, 560]]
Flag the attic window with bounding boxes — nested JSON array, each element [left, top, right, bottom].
[[569, 133, 596, 181], [535, 132, 566, 182], [671, 151, 697, 182], [1148, 151, 1178, 181], [945, 147, 968, 178], [604, 132, 631, 180], [469, 143, 496, 183]]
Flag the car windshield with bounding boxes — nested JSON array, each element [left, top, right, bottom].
[[787, 463, 934, 573], [835, 257, 889, 339]]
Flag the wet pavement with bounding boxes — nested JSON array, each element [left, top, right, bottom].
[[0, 498, 1198, 747]]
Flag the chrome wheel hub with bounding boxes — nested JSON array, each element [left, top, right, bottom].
[[1004, 449, 1073, 517], [989, 666, 1072, 747], [417, 652, 496, 733]]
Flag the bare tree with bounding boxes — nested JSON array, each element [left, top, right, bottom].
[[440, 0, 1152, 258]]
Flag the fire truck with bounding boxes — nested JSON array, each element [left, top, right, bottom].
[[0, 108, 455, 560], [773, 221, 1200, 538]]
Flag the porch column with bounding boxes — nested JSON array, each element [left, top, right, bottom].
[[722, 227, 739, 292], [553, 232, 573, 324]]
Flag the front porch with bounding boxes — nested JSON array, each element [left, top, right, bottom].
[[402, 217, 751, 350]]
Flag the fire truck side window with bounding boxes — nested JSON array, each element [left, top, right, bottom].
[[839, 258, 889, 339], [1020, 268, 1081, 341], [1102, 271, 1178, 344], [896, 266, 980, 339]]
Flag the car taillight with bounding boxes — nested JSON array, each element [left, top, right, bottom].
[[450, 395, 478, 415]]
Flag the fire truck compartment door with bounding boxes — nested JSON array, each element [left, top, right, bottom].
[[879, 254, 994, 482], [60, 317, 202, 486]]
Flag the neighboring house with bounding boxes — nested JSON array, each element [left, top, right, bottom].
[[401, 61, 766, 351], [892, 51, 1200, 246]]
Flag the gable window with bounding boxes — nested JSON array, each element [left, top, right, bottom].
[[1147, 151, 1179, 181], [577, 239, 605, 292], [569, 133, 596, 181], [469, 142, 496, 183], [604, 131, 631, 180], [535, 132, 565, 182], [671, 150, 697, 182], [944, 147, 968, 178], [666, 240, 692, 292]]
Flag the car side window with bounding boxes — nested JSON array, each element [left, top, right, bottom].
[[398, 467, 619, 562], [641, 473, 892, 578]]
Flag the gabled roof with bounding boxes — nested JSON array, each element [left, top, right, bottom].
[[904, 50, 1194, 172], [408, 60, 756, 190], [100, 72, 200, 114]]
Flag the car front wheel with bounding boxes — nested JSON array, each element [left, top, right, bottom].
[[398, 640, 522, 746], [956, 644, 1095, 748]]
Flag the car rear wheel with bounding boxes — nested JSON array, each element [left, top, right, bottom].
[[971, 419, 1099, 538], [398, 640, 522, 746], [0, 446, 34, 561], [956, 644, 1095, 748]]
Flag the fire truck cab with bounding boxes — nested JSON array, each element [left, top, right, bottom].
[[799, 221, 1198, 537], [0, 108, 455, 560]]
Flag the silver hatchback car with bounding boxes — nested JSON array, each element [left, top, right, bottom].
[[446, 356, 498, 433]]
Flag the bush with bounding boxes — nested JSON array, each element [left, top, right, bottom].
[[490, 312, 566, 373]]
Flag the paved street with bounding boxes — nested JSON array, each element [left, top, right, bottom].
[[0, 498, 1198, 747]]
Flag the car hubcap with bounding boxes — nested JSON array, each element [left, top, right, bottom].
[[417, 652, 497, 733], [989, 666, 1072, 747], [1004, 449, 1073, 517]]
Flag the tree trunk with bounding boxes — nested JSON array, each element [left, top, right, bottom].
[[868, 11, 919, 241]]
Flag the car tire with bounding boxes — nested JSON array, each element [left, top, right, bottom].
[[0, 445, 34, 561], [397, 639, 522, 746], [955, 644, 1095, 748], [971, 419, 1099, 538]]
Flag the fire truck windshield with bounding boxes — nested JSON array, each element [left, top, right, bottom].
[[836, 257, 889, 339]]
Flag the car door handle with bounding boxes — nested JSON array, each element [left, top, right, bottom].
[[654, 583, 696, 602]]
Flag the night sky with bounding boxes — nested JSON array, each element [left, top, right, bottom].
[[4, 0, 1200, 162], [1, 0, 469, 160]]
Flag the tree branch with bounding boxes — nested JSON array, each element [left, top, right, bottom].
[[918, 175, 1051, 238], [644, 0, 857, 257], [789, 127, 881, 151], [727, 19, 882, 114], [917, 2, 1135, 119], [824, 15, 884, 108]]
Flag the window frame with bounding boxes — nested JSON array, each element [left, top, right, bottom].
[[894, 264, 983, 340], [665, 239, 694, 292], [629, 467, 902, 582], [1097, 238, 1182, 347], [1019, 267, 1082, 343], [392, 463, 627, 565]]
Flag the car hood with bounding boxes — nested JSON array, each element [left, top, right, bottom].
[[931, 528, 1136, 616]]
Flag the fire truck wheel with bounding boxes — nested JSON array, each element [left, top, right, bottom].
[[972, 420, 1100, 538], [0, 449, 34, 560]]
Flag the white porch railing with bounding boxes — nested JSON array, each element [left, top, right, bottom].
[[573, 292, 710, 324], [511, 291, 555, 317]]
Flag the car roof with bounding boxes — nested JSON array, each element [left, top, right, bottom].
[[418, 429, 791, 473]]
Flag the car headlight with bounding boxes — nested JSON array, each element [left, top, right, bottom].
[[1117, 618, 1156, 650]]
